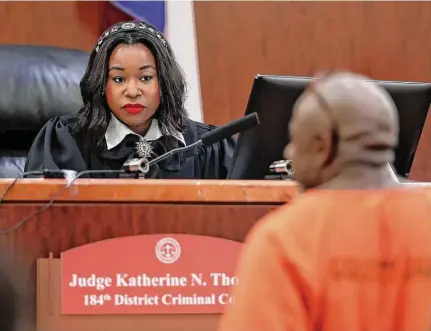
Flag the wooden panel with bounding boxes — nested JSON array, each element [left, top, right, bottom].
[[0, 201, 277, 329], [194, 1, 431, 180], [0, 1, 104, 51], [0, 180, 287, 325], [194, 1, 431, 124], [0, 180, 290, 267], [27, 201, 272, 331], [0, 179, 297, 203], [2, 203, 275, 261]]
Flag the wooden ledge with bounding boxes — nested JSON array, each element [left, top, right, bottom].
[[0, 179, 299, 203]]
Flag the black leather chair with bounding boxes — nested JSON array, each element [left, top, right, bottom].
[[0, 45, 89, 178]]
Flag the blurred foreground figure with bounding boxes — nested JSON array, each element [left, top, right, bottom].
[[0, 251, 33, 331], [218, 72, 431, 331]]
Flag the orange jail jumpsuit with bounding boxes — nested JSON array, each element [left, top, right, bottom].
[[218, 189, 431, 331]]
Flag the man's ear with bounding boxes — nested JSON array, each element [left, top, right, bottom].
[[312, 130, 334, 167]]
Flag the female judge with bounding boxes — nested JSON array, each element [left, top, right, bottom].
[[25, 21, 235, 179]]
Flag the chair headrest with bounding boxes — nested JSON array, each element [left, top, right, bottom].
[[0, 45, 89, 133]]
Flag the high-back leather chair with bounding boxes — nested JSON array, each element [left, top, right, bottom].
[[0, 45, 89, 178]]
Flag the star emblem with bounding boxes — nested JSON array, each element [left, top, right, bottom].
[[135, 139, 154, 159]]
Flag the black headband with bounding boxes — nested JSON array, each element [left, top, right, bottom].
[[95, 21, 168, 53]]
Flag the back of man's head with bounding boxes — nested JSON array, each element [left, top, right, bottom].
[[285, 71, 399, 189]]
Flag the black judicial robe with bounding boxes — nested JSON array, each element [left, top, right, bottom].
[[24, 115, 236, 179]]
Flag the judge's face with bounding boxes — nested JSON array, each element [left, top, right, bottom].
[[106, 43, 160, 134]]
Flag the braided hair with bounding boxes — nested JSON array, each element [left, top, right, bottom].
[[73, 21, 188, 148]]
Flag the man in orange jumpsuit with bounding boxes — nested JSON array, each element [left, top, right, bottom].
[[218, 72, 431, 331]]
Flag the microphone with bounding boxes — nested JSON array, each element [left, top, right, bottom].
[[201, 112, 260, 146], [123, 112, 260, 174]]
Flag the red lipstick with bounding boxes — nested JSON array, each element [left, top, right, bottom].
[[123, 103, 145, 115]]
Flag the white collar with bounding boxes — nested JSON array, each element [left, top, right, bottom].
[[105, 115, 186, 150]]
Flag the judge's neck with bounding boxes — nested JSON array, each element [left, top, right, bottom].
[[129, 122, 151, 136], [318, 163, 400, 190]]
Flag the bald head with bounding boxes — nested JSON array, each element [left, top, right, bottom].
[[287, 72, 400, 189], [312, 73, 396, 142]]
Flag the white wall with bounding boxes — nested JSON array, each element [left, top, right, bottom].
[[165, 0, 203, 123]]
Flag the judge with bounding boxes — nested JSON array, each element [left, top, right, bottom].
[[218, 72, 431, 331], [24, 21, 235, 179]]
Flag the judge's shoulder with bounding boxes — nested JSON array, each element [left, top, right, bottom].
[[39, 114, 76, 129], [187, 118, 223, 139], [34, 114, 79, 137]]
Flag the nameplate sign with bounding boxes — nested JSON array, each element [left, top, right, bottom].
[[61, 234, 242, 315]]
